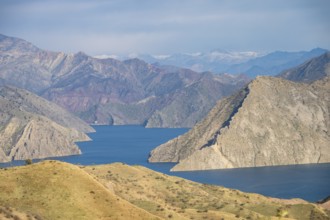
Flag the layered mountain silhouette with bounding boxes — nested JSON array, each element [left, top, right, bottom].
[[0, 34, 248, 127], [115, 48, 328, 76], [279, 52, 330, 83], [226, 48, 328, 77], [149, 53, 330, 170], [0, 86, 93, 162]]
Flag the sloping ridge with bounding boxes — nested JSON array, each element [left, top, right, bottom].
[[279, 52, 330, 83], [150, 76, 330, 171], [148, 86, 250, 162], [0, 34, 248, 128]]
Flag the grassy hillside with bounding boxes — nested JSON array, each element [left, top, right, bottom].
[[0, 161, 159, 220], [0, 161, 329, 220], [84, 163, 330, 220], [0, 205, 42, 220]]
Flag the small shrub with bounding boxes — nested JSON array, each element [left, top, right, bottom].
[[13, 215, 22, 220], [25, 159, 33, 165]]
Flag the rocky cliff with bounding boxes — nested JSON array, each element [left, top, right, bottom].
[[0, 34, 248, 127], [0, 86, 93, 162], [149, 76, 330, 171]]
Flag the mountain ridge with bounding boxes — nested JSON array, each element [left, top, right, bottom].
[[98, 47, 328, 76], [279, 52, 330, 83], [227, 48, 328, 77], [0, 33, 249, 127]]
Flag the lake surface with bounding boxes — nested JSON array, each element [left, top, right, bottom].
[[2, 125, 330, 202]]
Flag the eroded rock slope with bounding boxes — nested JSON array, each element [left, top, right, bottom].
[[0, 86, 93, 162]]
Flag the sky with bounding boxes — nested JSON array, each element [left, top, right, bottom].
[[0, 0, 329, 56]]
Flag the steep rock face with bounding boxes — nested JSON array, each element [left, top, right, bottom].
[[148, 87, 249, 162], [0, 117, 85, 162], [149, 76, 330, 171], [0, 34, 249, 127], [279, 52, 330, 83], [0, 86, 93, 162]]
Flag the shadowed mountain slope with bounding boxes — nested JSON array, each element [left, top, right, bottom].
[[279, 52, 330, 83]]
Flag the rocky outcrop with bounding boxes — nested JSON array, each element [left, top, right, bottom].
[[317, 196, 330, 210], [0, 34, 249, 127], [149, 76, 330, 171], [0, 86, 93, 162]]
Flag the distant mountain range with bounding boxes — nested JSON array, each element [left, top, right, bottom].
[[1, 33, 329, 167], [279, 52, 330, 83], [98, 48, 328, 77], [118, 50, 261, 73], [228, 48, 328, 77], [149, 53, 330, 170], [0, 34, 249, 128]]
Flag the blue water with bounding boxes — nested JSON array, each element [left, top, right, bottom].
[[2, 125, 330, 202]]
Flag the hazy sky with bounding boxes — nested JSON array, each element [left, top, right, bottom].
[[1, 0, 329, 55]]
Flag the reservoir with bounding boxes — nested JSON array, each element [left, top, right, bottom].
[[2, 125, 330, 202]]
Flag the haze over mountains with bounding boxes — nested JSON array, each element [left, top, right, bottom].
[[98, 48, 328, 77], [0, 34, 248, 128], [150, 53, 330, 170], [0, 33, 330, 218]]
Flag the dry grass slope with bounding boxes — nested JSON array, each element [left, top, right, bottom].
[[0, 161, 329, 220], [84, 163, 330, 220], [0, 206, 42, 220], [0, 161, 160, 220]]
